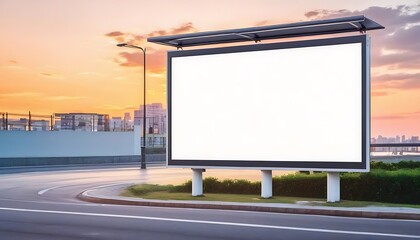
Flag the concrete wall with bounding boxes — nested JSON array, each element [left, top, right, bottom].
[[0, 126, 141, 158], [0, 154, 166, 167]]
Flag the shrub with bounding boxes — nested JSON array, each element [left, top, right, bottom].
[[128, 184, 170, 195], [169, 180, 192, 193], [169, 168, 420, 204], [342, 169, 420, 204], [273, 173, 327, 198], [370, 160, 420, 170], [202, 177, 260, 194]]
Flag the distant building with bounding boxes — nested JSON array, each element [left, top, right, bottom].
[[134, 103, 166, 134], [124, 112, 131, 121], [371, 135, 420, 154], [54, 113, 109, 131], [110, 117, 123, 131], [3, 118, 50, 131], [123, 112, 133, 131], [31, 120, 50, 131], [7, 118, 28, 131], [134, 103, 166, 147]]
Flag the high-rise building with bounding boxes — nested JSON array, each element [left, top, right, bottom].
[[123, 112, 133, 131], [134, 103, 166, 134], [134, 103, 166, 147]]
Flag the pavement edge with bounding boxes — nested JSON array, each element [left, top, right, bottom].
[[77, 190, 420, 221]]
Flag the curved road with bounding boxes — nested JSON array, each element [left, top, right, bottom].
[[0, 164, 419, 240]]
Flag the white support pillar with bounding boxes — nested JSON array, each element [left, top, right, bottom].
[[261, 170, 272, 198], [327, 172, 340, 202], [192, 169, 204, 196]]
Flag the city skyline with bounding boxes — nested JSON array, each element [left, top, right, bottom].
[[1, 1, 420, 137], [3, 103, 420, 142]]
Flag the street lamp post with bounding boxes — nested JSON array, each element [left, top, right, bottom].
[[117, 43, 147, 169]]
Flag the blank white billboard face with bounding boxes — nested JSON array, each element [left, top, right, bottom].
[[168, 36, 369, 170]]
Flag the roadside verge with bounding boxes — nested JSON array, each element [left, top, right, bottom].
[[77, 183, 420, 220]]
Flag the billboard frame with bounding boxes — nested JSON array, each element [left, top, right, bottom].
[[167, 35, 370, 172]]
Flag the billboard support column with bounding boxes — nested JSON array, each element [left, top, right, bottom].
[[192, 169, 205, 196], [261, 170, 272, 198], [327, 172, 340, 202]]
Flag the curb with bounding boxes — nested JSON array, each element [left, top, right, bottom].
[[78, 190, 420, 221]]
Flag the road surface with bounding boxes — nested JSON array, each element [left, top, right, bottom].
[[0, 164, 419, 239]]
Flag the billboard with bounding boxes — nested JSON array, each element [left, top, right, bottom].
[[167, 35, 370, 171]]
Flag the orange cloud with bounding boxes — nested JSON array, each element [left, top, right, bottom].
[[373, 73, 420, 90], [39, 72, 63, 79], [115, 48, 166, 73], [105, 22, 197, 45], [105, 31, 124, 37], [373, 111, 420, 120], [0, 92, 41, 98], [106, 23, 196, 72]]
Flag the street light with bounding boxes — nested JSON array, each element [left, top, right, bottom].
[[117, 43, 147, 169]]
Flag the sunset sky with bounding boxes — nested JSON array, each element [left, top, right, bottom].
[[0, 0, 419, 137]]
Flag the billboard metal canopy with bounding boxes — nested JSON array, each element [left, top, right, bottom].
[[148, 15, 383, 48]]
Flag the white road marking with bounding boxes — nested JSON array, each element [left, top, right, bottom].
[[0, 197, 101, 206], [178, 207, 420, 223], [0, 207, 419, 238], [38, 182, 131, 196], [84, 183, 132, 191], [37, 186, 62, 195]]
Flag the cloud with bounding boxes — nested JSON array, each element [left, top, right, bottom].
[[304, 5, 420, 70], [304, 9, 350, 19], [105, 22, 197, 45], [0, 92, 41, 98], [372, 111, 420, 120], [373, 73, 420, 90], [2, 60, 24, 70], [372, 114, 407, 120], [371, 91, 393, 97], [150, 22, 196, 36], [40, 72, 63, 79], [105, 31, 125, 37], [115, 48, 166, 73], [106, 23, 197, 72], [105, 31, 126, 43], [116, 52, 143, 67]]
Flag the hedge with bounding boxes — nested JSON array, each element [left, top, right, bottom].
[[370, 160, 420, 170], [171, 168, 420, 204]]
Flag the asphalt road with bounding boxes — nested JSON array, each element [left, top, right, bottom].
[[0, 164, 419, 240]]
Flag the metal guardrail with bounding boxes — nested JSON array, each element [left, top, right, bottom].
[[1, 112, 53, 131], [370, 143, 420, 160], [371, 143, 420, 147]]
